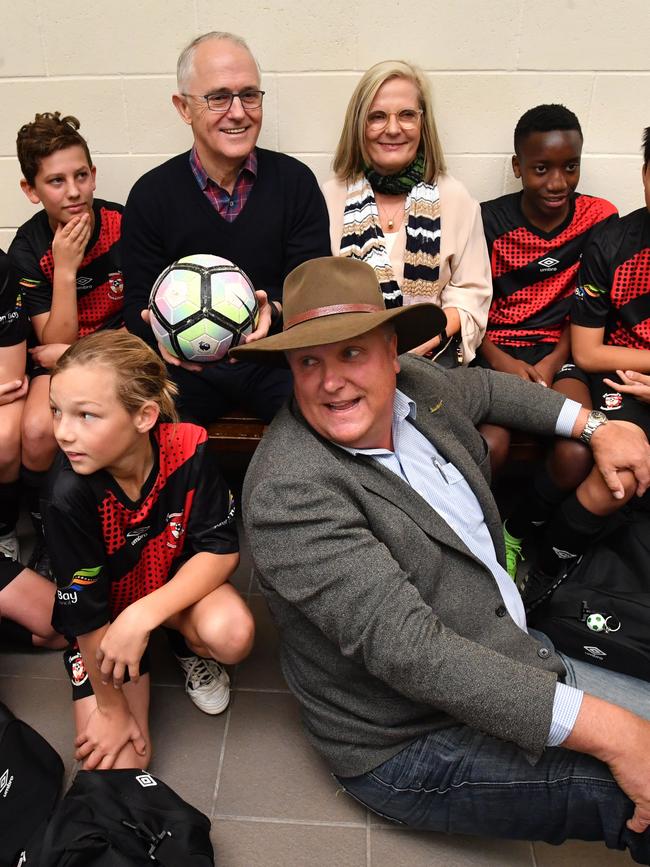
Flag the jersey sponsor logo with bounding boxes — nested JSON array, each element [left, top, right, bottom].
[[58, 566, 102, 603], [17, 852, 27, 866], [165, 512, 185, 549], [601, 392, 623, 411], [135, 773, 157, 788], [108, 271, 124, 300], [0, 308, 19, 326], [212, 492, 236, 529], [126, 525, 150, 546], [18, 277, 41, 291], [68, 650, 89, 687], [583, 645, 607, 660], [582, 282, 605, 298], [538, 256, 559, 272], [0, 767, 14, 798]]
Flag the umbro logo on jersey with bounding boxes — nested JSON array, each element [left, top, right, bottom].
[[583, 645, 607, 660], [0, 767, 14, 798], [136, 773, 157, 788], [126, 526, 150, 546], [538, 256, 559, 272], [76, 276, 93, 287]]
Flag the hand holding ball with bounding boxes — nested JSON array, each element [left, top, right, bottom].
[[148, 254, 259, 363]]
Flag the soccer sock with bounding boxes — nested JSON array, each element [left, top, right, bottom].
[[0, 480, 20, 536], [537, 493, 607, 575], [20, 467, 48, 538], [164, 627, 194, 659], [506, 469, 567, 539]]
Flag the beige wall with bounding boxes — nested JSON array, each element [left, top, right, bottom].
[[1, 0, 648, 251]]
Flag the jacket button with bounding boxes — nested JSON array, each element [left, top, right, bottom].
[[538, 647, 550, 659], [495, 605, 506, 617]]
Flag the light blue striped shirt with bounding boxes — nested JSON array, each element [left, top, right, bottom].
[[342, 389, 583, 747]]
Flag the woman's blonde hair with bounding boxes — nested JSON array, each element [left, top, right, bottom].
[[52, 331, 179, 423], [332, 60, 446, 184]]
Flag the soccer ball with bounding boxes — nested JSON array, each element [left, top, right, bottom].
[[148, 254, 259, 363]]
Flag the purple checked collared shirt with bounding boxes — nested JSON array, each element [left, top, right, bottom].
[[189, 146, 257, 222]]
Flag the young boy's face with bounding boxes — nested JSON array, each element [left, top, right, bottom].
[[513, 129, 582, 228], [20, 145, 96, 231]]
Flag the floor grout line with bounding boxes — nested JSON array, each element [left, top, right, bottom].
[[366, 808, 372, 867], [209, 701, 233, 821], [213, 814, 367, 828]]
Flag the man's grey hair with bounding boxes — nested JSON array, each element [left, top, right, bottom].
[[176, 31, 260, 92]]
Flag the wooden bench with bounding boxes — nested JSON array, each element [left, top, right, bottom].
[[206, 408, 267, 453]]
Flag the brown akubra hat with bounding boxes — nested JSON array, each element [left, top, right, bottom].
[[230, 256, 447, 365]]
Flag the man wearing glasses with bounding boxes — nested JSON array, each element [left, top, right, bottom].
[[121, 31, 330, 425]]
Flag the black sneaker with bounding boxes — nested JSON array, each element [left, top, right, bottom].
[[520, 558, 579, 614], [27, 538, 53, 580]]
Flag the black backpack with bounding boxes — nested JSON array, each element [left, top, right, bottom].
[[35, 769, 214, 866], [529, 509, 650, 681], [0, 702, 63, 867]]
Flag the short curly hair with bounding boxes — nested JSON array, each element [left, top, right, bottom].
[[643, 127, 650, 169], [17, 112, 92, 186], [514, 104, 583, 156]]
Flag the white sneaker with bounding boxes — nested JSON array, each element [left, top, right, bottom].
[[0, 530, 20, 562], [175, 655, 230, 715]]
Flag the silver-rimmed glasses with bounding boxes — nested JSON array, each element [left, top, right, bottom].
[[182, 90, 265, 112]]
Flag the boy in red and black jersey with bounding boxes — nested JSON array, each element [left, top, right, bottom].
[[569, 126, 650, 439], [475, 105, 618, 579], [8, 112, 125, 575]]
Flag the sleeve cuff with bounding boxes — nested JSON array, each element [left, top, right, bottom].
[[548, 682, 584, 746], [555, 398, 582, 438]]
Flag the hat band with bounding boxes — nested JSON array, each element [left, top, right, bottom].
[[285, 303, 384, 330]]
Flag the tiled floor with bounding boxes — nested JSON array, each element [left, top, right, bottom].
[[0, 506, 635, 866]]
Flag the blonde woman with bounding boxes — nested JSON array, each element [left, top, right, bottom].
[[323, 61, 492, 364]]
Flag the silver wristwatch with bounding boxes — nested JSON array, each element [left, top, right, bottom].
[[579, 410, 608, 444]]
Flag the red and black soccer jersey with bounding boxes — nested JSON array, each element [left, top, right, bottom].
[[0, 249, 27, 347], [46, 423, 238, 639], [481, 192, 617, 347], [571, 207, 650, 350], [8, 198, 124, 336]]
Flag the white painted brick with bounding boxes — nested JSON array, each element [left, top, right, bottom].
[[444, 156, 508, 205], [586, 75, 650, 155], [277, 74, 360, 153], [93, 155, 179, 207], [0, 230, 17, 252], [431, 74, 594, 155], [0, 158, 40, 227], [519, 0, 650, 70], [195, 1, 356, 72], [0, 80, 128, 158], [41, 1, 196, 75], [354, 0, 521, 70], [123, 78, 195, 155], [0, 1, 46, 77], [290, 154, 334, 187], [578, 156, 645, 218]]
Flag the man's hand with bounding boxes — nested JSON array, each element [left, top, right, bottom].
[[534, 356, 561, 389], [140, 309, 203, 372], [604, 370, 650, 405], [74, 703, 147, 770], [0, 375, 28, 405], [96, 603, 152, 689], [52, 213, 91, 275], [588, 419, 650, 499], [243, 290, 275, 344], [29, 343, 70, 370]]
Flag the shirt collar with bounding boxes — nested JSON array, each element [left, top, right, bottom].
[[338, 389, 416, 457], [189, 146, 258, 191]]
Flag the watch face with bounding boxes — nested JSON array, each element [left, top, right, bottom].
[[591, 411, 608, 423]]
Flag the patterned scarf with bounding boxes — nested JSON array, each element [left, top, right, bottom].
[[339, 157, 441, 308]]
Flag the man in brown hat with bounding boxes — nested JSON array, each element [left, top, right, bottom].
[[233, 256, 650, 861]]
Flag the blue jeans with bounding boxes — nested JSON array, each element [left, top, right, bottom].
[[337, 638, 650, 864]]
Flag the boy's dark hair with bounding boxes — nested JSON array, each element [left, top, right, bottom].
[[17, 112, 92, 186], [643, 127, 650, 168], [514, 104, 583, 155]]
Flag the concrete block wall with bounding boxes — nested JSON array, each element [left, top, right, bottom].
[[1, 0, 648, 252]]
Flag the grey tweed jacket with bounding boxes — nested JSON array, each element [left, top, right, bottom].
[[243, 356, 569, 777]]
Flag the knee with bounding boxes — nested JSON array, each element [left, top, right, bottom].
[[21, 408, 55, 467], [480, 425, 511, 478], [32, 631, 68, 650], [202, 606, 255, 665], [549, 439, 593, 490]]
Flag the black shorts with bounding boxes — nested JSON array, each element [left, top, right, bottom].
[[0, 558, 23, 591], [555, 365, 650, 437], [473, 342, 555, 369], [64, 643, 151, 700], [0, 302, 27, 348]]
